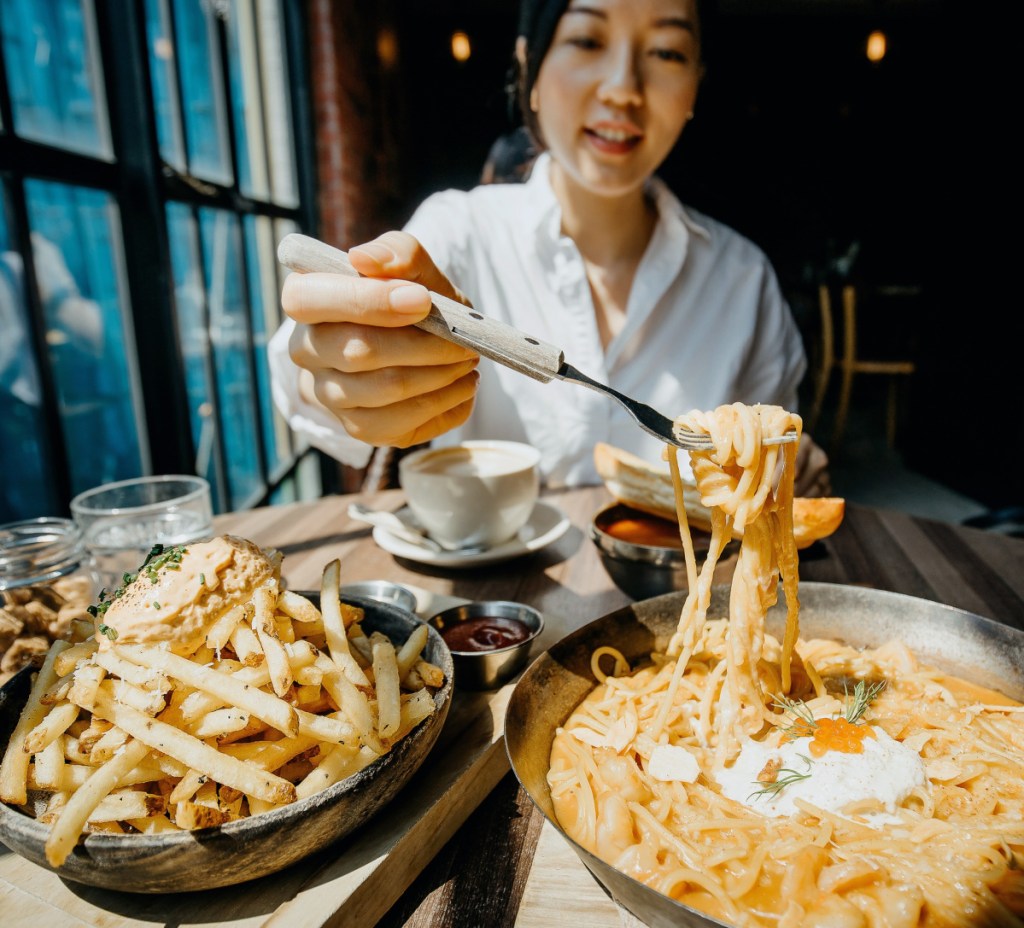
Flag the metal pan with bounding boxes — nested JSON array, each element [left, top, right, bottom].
[[505, 581, 1024, 928]]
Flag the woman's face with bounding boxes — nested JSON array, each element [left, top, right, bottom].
[[533, 0, 702, 199]]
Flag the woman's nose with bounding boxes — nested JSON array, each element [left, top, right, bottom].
[[596, 45, 643, 108]]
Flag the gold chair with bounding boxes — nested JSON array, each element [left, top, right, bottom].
[[808, 281, 916, 455]]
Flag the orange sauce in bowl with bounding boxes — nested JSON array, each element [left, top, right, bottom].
[[602, 513, 685, 548]]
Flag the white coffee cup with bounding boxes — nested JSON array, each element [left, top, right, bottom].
[[398, 441, 541, 550]]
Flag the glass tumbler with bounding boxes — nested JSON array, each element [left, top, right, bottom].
[[70, 475, 214, 588]]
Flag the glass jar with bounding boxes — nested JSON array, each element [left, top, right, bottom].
[[0, 517, 100, 684]]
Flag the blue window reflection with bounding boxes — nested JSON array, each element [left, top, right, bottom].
[[170, 0, 232, 185], [0, 0, 112, 159], [0, 192, 59, 522], [244, 215, 288, 472], [224, 0, 297, 206], [227, 2, 260, 199], [143, 0, 186, 172], [166, 203, 263, 512], [166, 202, 221, 507], [255, 0, 299, 208], [199, 208, 261, 508], [24, 181, 144, 497]]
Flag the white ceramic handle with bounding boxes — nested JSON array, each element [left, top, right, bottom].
[[278, 233, 564, 383]]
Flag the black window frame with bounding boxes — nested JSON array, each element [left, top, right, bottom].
[[0, 0, 322, 516]]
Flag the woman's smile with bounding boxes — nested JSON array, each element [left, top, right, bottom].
[[584, 121, 645, 156]]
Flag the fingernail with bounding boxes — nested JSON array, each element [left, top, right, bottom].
[[388, 284, 429, 313], [351, 241, 395, 265]]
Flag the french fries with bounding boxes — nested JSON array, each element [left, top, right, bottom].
[[1, 640, 70, 804], [371, 634, 401, 740], [319, 560, 370, 687], [0, 546, 445, 867]]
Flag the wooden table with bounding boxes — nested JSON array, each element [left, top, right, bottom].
[[3, 486, 1021, 927]]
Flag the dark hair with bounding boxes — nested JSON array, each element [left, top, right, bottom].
[[513, 0, 571, 146], [510, 0, 712, 148], [481, 126, 538, 184]]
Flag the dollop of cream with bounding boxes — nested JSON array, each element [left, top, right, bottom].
[[98, 535, 277, 654], [648, 744, 700, 783], [714, 726, 926, 825]]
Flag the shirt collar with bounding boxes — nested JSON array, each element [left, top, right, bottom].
[[645, 173, 712, 245], [523, 151, 712, 248], [522, 152, 564, 248]]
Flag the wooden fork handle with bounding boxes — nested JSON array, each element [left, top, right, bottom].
[[278, 233, 564, 383]]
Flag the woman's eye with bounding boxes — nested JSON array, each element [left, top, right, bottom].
[[566, 35, 602, 51], [650, 48, 688, 64]]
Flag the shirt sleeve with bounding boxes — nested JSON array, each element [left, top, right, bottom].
[[402, 190, 477, 295], [735, 261, 808, 413]]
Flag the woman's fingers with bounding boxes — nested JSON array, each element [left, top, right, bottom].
[[289, 319, 476, 372], [281, 231, 472, 328], [280, 230, 480, 448], [315, 368, 480, 448], [281, 271, 433, 327], [348, 231, 470, 306], [311, 358, 480, 411]]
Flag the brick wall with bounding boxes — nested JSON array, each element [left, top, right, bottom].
[[305, 1, 405, 490], [307, 0, 405, 252]]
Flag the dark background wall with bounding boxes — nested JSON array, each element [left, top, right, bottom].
[[311, 0, 1019, 509]]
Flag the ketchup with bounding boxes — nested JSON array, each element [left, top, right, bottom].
[[441, 616, 531, 652]]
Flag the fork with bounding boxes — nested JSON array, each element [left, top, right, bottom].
[[278, 234, 797, 453]]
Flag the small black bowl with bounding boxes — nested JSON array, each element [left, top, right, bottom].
[[428, 600, 543, 690], [589, 503, 738, 600]]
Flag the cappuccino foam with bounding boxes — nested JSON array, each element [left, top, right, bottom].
[[409, 447, 530, 478]]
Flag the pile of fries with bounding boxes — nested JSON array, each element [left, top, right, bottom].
[[0, 556, 444, 867]]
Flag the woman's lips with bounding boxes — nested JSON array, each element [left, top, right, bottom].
[[584, 126, 642, 155]]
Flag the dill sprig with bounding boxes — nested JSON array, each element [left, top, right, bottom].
[[772, 678, 885, 733], [842, 679, 886, 724], [748, 754, 814, 801], [771, 693, 818, 733]]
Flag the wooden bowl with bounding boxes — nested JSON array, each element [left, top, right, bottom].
[[0, 594, 453, 893], [505, 582, 1024, 928]]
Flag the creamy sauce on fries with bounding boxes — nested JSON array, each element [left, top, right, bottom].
[[98, 536, 276, 654]]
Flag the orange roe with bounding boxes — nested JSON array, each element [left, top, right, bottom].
[[786, 717, 876, 757]]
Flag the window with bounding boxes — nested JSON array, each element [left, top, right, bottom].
[[0, 0, 320, 524]]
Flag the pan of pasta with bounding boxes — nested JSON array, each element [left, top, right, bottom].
[[505, 403, 1024, 928]]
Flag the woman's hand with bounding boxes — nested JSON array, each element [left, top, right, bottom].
[[282, 231, 480, 449], [794, 433, 832, 498]]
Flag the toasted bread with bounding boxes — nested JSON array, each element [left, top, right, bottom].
[[791, 496, 846, 548], [593, 442, 844, 549]]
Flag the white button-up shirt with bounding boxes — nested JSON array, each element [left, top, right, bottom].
[[268, 153, 806, 487]]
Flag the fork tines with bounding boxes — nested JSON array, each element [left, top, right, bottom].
[[670, 426, 799, 452]]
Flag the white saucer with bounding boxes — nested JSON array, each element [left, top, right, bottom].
[[372, 500, 571, 568]]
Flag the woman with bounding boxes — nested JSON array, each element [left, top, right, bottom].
[[270, 0, 829, 494]]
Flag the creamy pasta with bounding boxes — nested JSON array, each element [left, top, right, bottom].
[[549, 404, 1024, 927]]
